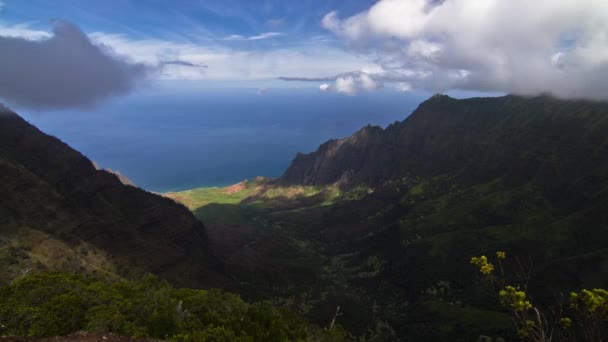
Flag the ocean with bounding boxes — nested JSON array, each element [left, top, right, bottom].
[[16, 84, 467, 192]]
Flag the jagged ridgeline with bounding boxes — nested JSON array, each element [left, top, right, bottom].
[[282, 94, 608, 195], [0, 106, 222, 287]]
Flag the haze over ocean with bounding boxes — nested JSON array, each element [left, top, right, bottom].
[[15, 85, 487, 192]]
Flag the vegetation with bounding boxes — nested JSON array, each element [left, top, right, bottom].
[[0, 271, 345, 341], [3, 95, 608, 340], [472, 251, 608, 341], [164, 177, 348, 225], [0, 109, 215, 287], [161, 95, 608, 340]]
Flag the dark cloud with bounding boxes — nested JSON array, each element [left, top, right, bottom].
[[0, 20, 150, 110], [161, 60, 208, 68]]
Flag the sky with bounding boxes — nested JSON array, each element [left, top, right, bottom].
[[1, 0, 608, 109]]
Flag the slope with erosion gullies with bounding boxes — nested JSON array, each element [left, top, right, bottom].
[[188, 94, 608, 339], [0, 107, 223, 287], [282, 94, 608, 201]]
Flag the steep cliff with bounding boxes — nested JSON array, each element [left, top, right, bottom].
[[281, 94, 608, 207]]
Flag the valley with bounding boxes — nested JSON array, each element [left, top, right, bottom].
[[2, 1, 608, 340], [164, 94, 608, 340], [2, 94, 608, 341]]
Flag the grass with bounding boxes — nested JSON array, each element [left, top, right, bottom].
[[0, 224, 118, 285], [164, 178, 345, 226], [165, 182, 256, 210]]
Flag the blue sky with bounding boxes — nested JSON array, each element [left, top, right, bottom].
[[1, 0, 608, 109], [0, 0, 382, 86], [1, 0, 371, 42]]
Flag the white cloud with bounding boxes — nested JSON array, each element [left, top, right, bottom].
[[359, 73, 383, 91], [0, 21, 372, 83], [360, 63, 384, 75], [333, 72, 384, 95], [322, 0, 608, 100], [395, 82, 412, 92], [0, 22, 51, 40], [335, 76, 356, 95], [407, 39, 442, 60], [319, 83, 330, 91], [220, 32, 283, 41], [87, 31, 373, 81]]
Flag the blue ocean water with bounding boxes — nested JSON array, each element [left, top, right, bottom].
[[17, 86, 436, 192]]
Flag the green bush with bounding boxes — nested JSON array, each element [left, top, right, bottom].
[[0, 271, 316, 341]]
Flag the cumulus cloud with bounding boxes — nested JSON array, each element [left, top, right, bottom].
[[335, 76, 357, 95], [395, 82, 412, 92], [280, 66, 387, 95], [0, 20, 150, 110], [322, 0, 608, 100], [333, 73, 383, 95]]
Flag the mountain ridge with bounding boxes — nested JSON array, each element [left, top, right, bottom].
[[280, 94, 608, 203], [0, 107, 223, 287]]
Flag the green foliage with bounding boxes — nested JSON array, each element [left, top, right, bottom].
[[0, 271, 314, 341], [470, 251, 608, 341], [569, 289, 608, 340], [498, 286, 532, 312], [570, 289, 608, 318]]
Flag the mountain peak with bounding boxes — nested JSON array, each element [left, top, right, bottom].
[[423, 93, 455, 104], [429, 93, 452, 100]]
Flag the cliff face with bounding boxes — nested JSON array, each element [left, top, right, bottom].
[[280, 124, 385, 186], [281, 94, 608, 206], [0, 108, 221, 287]]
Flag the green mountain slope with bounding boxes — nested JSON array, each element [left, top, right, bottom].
[[278, 94, 608, 339], [0, 107, 222, 287]]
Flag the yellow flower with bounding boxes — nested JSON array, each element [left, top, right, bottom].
[[499, 286, 533, 312], [480, 263, 494, 274], [496, 251, 506, 259], [470, 255, 495, 275]]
